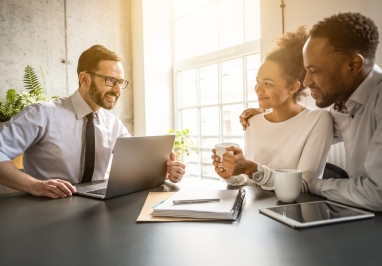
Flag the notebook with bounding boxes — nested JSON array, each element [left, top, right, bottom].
[[75, 135, 175, 199], [153, 188, 246, 220]]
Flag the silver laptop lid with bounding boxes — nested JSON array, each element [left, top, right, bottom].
[[76, 135, 175, 199], [103, 135, 175, 199]]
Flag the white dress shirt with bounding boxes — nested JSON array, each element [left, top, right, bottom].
[[310, 65, 382, 211], [0, 90, 130, 184]]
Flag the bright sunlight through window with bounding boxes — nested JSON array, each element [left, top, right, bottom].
[[172, 0, 261, 180]]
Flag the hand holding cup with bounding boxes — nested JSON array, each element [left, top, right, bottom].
[[214, 143, 240, 162], [212, 143, 250, 179]]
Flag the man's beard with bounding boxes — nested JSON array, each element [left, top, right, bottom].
[[89, 82, 119, 110], [315, 72, 346, 108]]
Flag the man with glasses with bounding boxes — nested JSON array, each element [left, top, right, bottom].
[[0, 45, 185, 199]]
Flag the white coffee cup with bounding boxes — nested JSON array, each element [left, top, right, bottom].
[[273, 169, 302, 203], [214, 143, 240, 162]]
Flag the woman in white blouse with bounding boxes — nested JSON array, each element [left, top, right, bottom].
[[211, 27, 333, 192]]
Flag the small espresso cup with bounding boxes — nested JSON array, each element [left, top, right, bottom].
[[273, 169, 302, 203], [214, 143, 240, 162]]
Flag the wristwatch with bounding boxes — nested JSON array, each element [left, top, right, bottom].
[[251, 164, 264, 183]]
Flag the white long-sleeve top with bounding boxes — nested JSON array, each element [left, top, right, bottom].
[[226, 108, 333, 192]]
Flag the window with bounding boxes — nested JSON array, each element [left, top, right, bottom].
[[172, 0, 261, 180], [173, 0, 261, 60]]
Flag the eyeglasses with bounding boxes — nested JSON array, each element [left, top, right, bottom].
[[87, 72, 129, 89]]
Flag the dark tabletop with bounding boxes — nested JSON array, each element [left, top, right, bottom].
[[1, 181, 381, 266]]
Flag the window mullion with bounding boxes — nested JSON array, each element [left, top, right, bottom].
[[243, 56, 248, 108], [196, 68, 202, 180], [218, 62, 223, 144]]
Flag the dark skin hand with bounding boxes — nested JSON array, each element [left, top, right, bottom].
[[239, 108, 264, 130], [211, 146, 258, 179]]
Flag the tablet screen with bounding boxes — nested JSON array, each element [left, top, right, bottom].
[[266, 201, 367, 223]]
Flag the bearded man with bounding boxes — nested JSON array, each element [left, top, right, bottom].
[[0, 45, 185, 199]]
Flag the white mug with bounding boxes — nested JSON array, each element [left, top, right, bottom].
[[214, 143, 240, 162], [273, 169, 302, 203]]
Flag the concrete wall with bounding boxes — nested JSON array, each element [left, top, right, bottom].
[[260, 0, 382, 66], [0, 0, 66, 96], [0, 0, 133, 133]]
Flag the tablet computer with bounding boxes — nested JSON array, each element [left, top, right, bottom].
[[259, 201, 374, 228]]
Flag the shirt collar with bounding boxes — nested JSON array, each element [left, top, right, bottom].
[[70, 89, 98, 120], [346, 64, 382, 108]]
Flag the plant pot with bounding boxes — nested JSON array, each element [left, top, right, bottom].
[[12, 154, 24, 169]]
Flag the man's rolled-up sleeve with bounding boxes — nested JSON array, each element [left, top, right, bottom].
[[0, 104, 47, 163]]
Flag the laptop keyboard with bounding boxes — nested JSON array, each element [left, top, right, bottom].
[[86, 188, 107, 196]]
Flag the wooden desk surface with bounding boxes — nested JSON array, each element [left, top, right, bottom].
[[1, 181, 381, 266]]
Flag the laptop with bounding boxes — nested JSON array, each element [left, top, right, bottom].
[[75, 135, 175, 199]]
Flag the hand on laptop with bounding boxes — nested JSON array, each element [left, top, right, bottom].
[[30, 179, 77, 199], [166, 152, 186, 183]]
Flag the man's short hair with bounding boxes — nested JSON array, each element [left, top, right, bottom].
[[309, 12, 379, 60], [77, 45, 123, 86]]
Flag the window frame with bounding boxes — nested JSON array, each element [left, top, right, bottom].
[[171, 0, 261, 179]]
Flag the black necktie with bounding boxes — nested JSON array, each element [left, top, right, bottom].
[[81, 113, 96, 183]]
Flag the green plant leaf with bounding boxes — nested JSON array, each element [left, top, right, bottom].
[[0, 105, 13, 122], [5, 89, 17, 102], [0, 65, 56, 121], [167, 128, 197, 162], [23, 65, 41, 91]]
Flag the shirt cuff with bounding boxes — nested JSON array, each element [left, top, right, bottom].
[[225, 174, 247, 186], [310, 178, 325, 196], [254, 164, 274, 189]]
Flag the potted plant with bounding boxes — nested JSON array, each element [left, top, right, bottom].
[[0, 65, 54, 168], [168, 128, 197, 163], [0, 65, 51, 122]]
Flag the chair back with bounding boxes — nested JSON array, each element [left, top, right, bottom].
[[323, 162, 349, 179]]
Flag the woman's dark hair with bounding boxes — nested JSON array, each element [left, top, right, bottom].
[[77, 45, 123, 86], [310, 12, 379, 61], [265, 26, 308, 103]]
